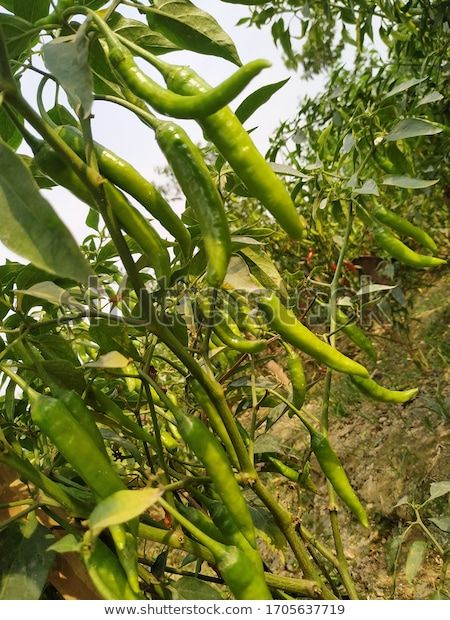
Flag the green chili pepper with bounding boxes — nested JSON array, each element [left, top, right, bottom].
[[336, 309, 377, 362], [310, 430, 368, 528], [30, 391, 125, 497], [103, 37, 269, 119], [213, 316, 266, 354], [265, 455, 299, 482], [52, 387, 108, 458], [172, 407, 256, 549], [189, 380, 239, 467], [154, 120, 231, 287], [55, 125, 191, 258], [177, 503, 226, 544], [82, 538, 139, 600], [34, 144, 170, 279], [373, 225, 445, 269], [165, 66, 303, 240], [373, 205, 438, 254], [217, 545, 272, 599], [258, 293, 369, 377], [286, 349, 307, 412], [199, 298, 266, 353], [28, 389, 139, 592], [350, 375, 418, 403]]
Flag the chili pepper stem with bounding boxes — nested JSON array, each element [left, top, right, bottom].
[[320, 203, 361, 601]]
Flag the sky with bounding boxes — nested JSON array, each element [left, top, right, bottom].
[[0, 1, 325, 264]]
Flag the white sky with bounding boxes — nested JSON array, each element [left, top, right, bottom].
[[1, 1, 325, 264]]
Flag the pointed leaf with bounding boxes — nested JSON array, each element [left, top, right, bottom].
[[429, 480, 450, 500], [85, 351, 131, 368], [88, 487, 162, 538], [13, 0, 51, 24], [417, 91, 444, 107], [172, 576, 223, 600], [222, 255, 261, 292], [0, 521, 55, 600], [146, 0, 241, 66], [0, 14, 36, 61], [382, 175, 439, 189], [353, 179, 379, 195], [42, 22, 93, 118], [383, 77, 427, 99], [235, 77, 290, 124], [386, 118, 443, 141], [16, 281, 85, 309], [47, 534, 81, 554], [108, 14, 180, 55], [0, 140, 92, 282], [405, 540, 427, 584], [0, 103, 23, 150], [428, 517, 450, 533]]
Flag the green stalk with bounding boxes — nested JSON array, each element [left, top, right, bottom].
[[320, 204, 360, 601]]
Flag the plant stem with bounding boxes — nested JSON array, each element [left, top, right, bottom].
[[320, 203, 360, 600]]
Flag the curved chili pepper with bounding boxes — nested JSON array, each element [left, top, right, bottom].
[[258, 293, 370, 377], [373, 204, 438, 254], [351, 375, 418, 403], [98, 20, 270, 119], [165, 65, 303, 240], [82, 538, 139, 600], [286, 349, 307, 411], [310, 430, 368, 528], [336, 309, 377, 362], [373, 225, 445, 269], [172, 407, 256, 549], [29, 389, 140, 592], [56, 125, 191, 258], [154, 120, 231, 287]]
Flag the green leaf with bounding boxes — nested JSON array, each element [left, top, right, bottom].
[[429, 480, 450, 500], [42, 22, 94, 118], [0, 103, 22, 150], [146, 0, 241, 66], [382, 175, 439, 189], [270, 163, 313, 180], [108, 13, 180, 55], [386, 535, 402, 574], [417, 91, 444, 107], [240, 246, 286, 295], [247, 503, 286, 551], [47, 534, 81, 554], [0, 14, 36, 61], [0, 521, 55, 600], [353, 179, 379, 196], [13, 0, 50, 24], [88, 487, 162, 538], [222, 255, 261, 292], [386, 118, 443, 141], [85, 351, 131, 368], [428, 517, 450, 533], [39, 359, 86, 392], [0, 139, 93, 282], [20, 155, 56, 189], [383, 77, 427, 99], [47, 104, 79, 128], [16, 281, 85, 309], [171, 576, 224, 600], [235, 77, 290, 124], [405, 540, 427, 584]]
